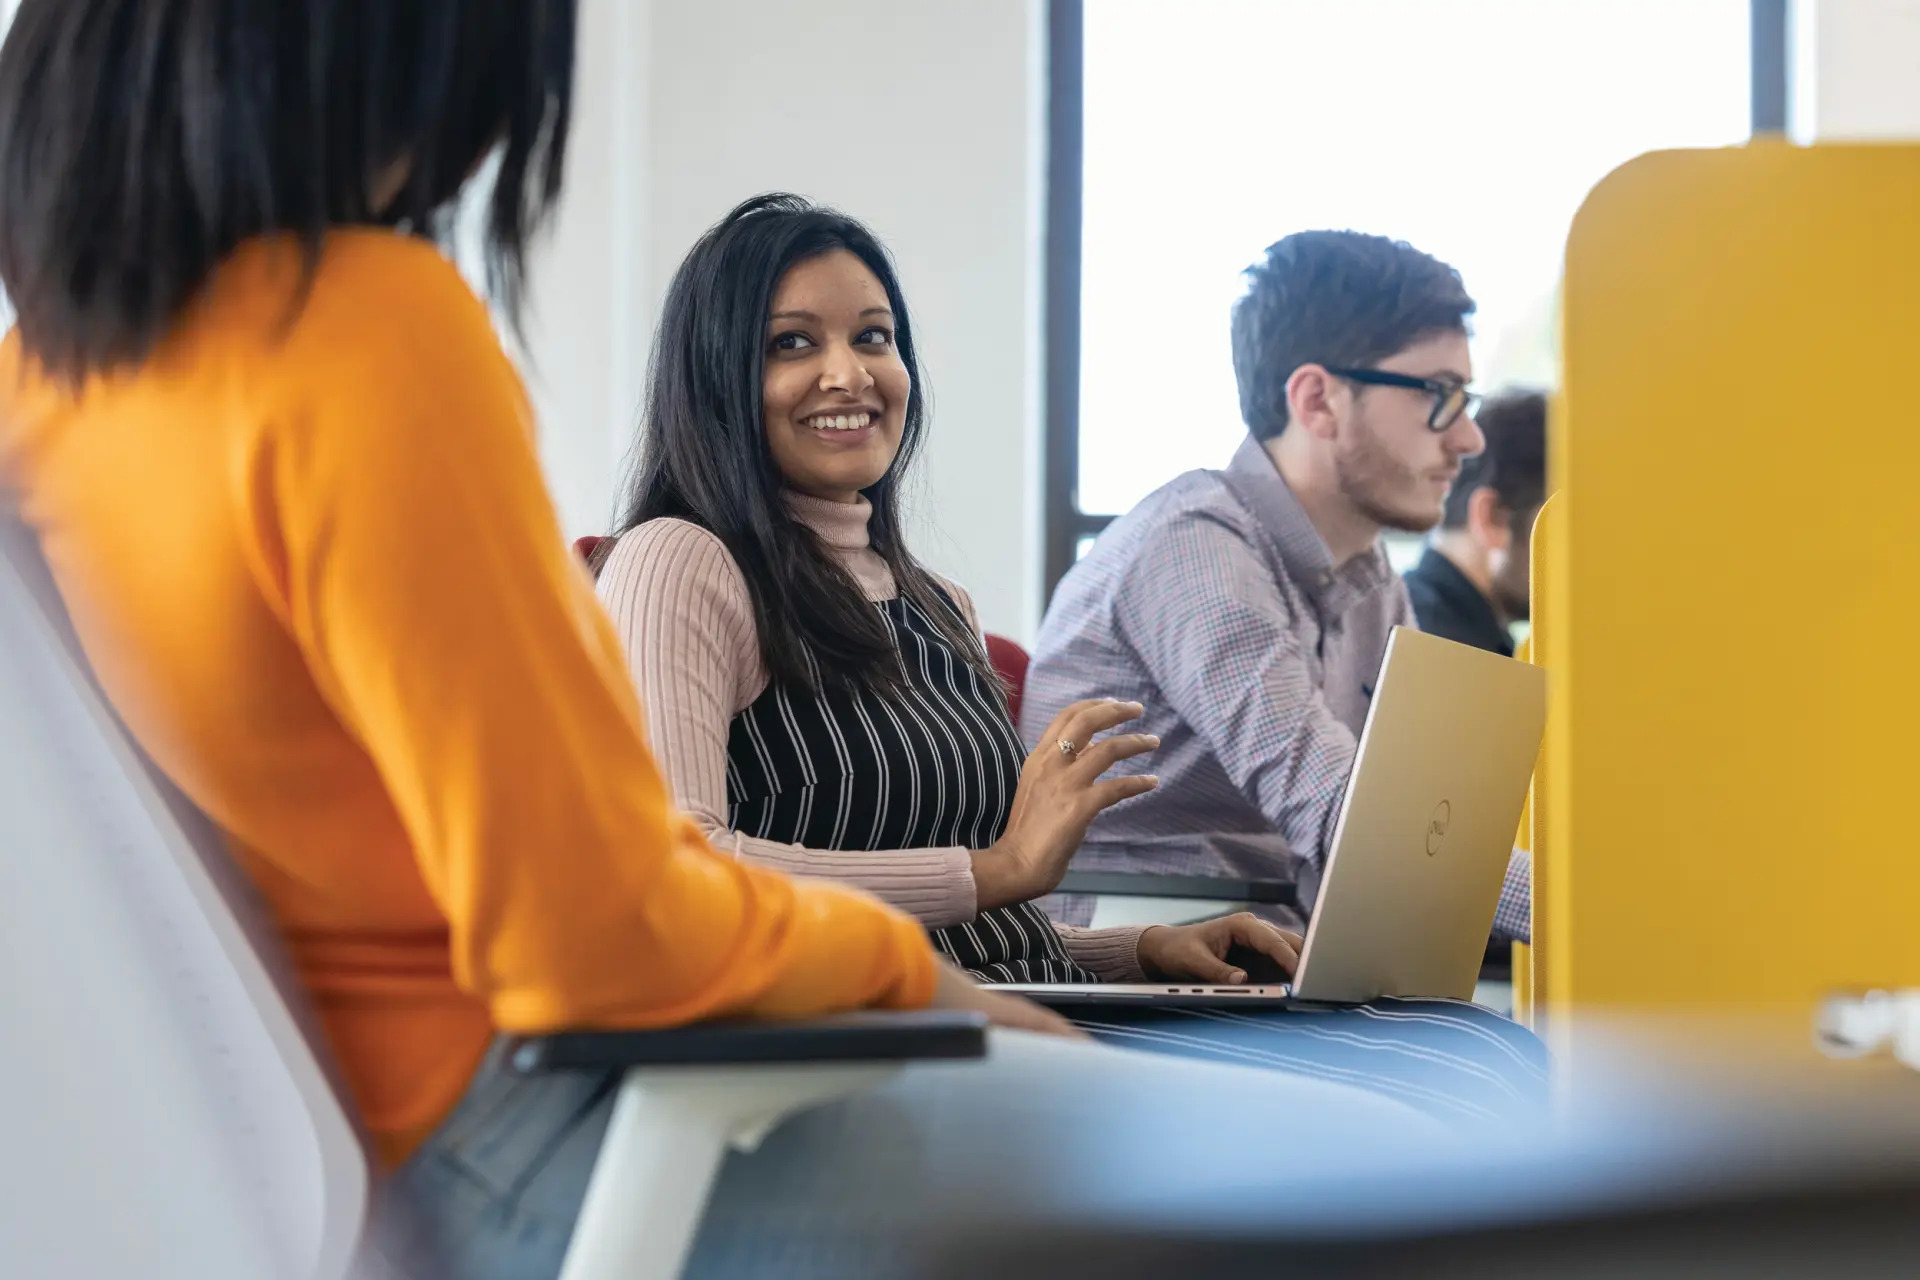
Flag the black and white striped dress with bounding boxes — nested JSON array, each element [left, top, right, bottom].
[[723, 592, 1095, 984]]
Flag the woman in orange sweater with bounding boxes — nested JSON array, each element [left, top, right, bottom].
[[0, 1, 1074, 1274]]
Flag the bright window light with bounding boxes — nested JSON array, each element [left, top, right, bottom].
[[1077, 0, 1751, 516]]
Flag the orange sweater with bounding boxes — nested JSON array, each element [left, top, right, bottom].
[[0, 231, 936, 1165]]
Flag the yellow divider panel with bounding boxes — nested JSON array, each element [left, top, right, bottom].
[[1543, 141, 1920, 1014]]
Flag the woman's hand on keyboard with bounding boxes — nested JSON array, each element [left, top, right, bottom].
[[1137, 914, 1303, 984]]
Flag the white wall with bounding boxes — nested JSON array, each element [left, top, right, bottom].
[[520, 0, 1048, 642], [513, 0, 654, 552], [1791, 0, 1920, 139]]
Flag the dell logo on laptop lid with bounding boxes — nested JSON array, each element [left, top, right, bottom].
[[1426, 800, 1452, 856]]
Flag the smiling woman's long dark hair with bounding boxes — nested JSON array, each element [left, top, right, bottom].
[[611, 193, 994, 698]]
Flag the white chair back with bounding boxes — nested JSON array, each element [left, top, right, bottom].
[[0, 512, 369, 1280]]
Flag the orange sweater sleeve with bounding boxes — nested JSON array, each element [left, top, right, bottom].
[[247, 241, 936, 1032]]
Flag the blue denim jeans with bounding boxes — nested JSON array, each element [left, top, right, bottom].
[[371, 1007, 1544, 1279]]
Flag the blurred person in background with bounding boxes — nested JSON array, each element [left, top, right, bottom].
[[1402, 389, 1548, 656]]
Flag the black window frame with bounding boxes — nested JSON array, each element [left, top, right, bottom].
[[1040, 0, 1792, 609]]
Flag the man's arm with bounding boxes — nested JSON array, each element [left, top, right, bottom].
[[1492, 848, 1531, 945], [1112, 510, 1357, 869]]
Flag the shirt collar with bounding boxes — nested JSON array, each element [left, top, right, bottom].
[[1226, 436, 1394, 610]]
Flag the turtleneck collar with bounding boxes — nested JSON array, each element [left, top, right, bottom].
[[784, 490, 873, 552], [783, 490, 894, 600]]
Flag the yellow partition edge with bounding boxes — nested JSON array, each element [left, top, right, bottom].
[[1511, 511, 1554, 1034], [1510, 942, 1532, 1027], [1531, 487, 1567, 1036]]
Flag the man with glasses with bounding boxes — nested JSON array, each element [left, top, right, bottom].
[[1022, 229, 1531, 943]]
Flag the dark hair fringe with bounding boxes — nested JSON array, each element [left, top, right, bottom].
[[1231, 229, 1476, 442], [610, 193, 999, 701], [0, 0, 575, 386]]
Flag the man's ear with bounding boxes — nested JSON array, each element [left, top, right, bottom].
[[1285, 364, 1344, 442], [1467, 485, 1511, 551]]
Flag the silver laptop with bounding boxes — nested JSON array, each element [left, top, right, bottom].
[[992, 627, 1547, 1008]]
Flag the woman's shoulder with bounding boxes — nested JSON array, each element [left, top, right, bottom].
[[921, 569, 982, 636], [596, 518, 752, 611], [607, 516, 736, 566], [201, 233, 512, 431]]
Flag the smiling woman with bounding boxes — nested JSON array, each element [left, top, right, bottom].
[[761, 251, 910, 506], [598, 193, 1172, 973], [609, 193, 978, 696]]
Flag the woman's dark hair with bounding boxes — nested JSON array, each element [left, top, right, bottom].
[[613, 193, 994, 698], [0, 0, 575, 385]]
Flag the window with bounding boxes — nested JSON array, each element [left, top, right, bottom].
[[1045, 0, 1765, 594]]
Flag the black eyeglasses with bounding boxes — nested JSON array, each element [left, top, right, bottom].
[[1323, 366, 1481, 432]]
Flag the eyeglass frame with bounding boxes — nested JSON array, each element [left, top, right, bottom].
[[1321, 366, 1482, 432]]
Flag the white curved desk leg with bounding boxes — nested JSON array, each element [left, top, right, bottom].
[[557, 1062, 899, 1280]]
